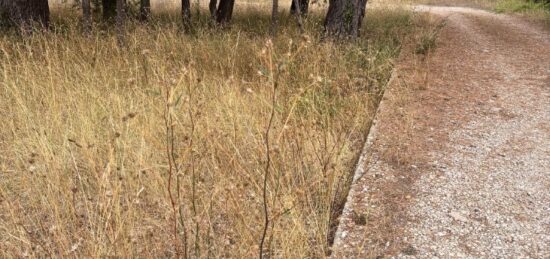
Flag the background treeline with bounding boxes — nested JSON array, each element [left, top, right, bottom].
[[0, 0, 372, 39]]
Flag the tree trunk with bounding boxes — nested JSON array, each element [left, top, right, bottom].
[[324, 0, 367, 39], [116, 0, 126, 46], [140, 0, 151, 21], [103, 0, 116, 21], [182, 0, 192, 31], [291, 0, 304, 33], [290, 0, 309, 15], [215, 0, 235, 24], [0, 0, 50, 30], [271, 0, 278, 36], [82, 0, 92, 34], [209, 0, 218, 19]]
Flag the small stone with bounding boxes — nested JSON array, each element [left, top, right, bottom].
[[352, 212, 367, 226], [341, 231, 348, 238], [402, 244, 418, 255], [450, 211, 469, 222]]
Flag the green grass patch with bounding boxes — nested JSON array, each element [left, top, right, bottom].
[[496, 0, 549, 13], [415, 19, 447, 55], [496, 0, 550, 27]]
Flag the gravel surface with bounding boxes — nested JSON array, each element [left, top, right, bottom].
[[333, 5, 550, 258]]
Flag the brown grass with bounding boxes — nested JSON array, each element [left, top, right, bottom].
[[0, 4, 434, 257]]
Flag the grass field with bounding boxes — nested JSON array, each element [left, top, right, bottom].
[[0, 3, 439, 257]]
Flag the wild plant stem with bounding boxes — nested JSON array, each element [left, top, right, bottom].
[[188, 82, 200, 258], [259, 45, 277, 259], [165, 87, 181, 258]]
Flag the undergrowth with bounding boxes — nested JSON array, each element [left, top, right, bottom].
[[0, 4, 434, 257], [415, 18, 447, 55]]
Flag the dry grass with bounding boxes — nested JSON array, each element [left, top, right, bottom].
[[0, 4, 433, 257]]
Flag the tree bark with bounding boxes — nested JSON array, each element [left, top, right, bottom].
[[290, 0, 309, 15], [215, 0, 235, 24], [82, 0, 92, 34], [140, 0, 151, 21], [291, 0, 304, 33], [182, 0, 192, 32], [0, 0, 50, 30], [324, 0, 367, 39], [103, 0, 116, 21], [271, 0, 279, 36], [116, 0, 126, 46], [209, 0, 218, 19]]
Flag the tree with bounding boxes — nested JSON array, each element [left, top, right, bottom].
[[290, 0, 309, 16], [140, 0, 151, 21], [291, 0, 304, 33], [215, 0, 235, 24], [209, 0, 217, 19], [182, 0, 192, 31], [324, 0, 368, 39], [82, 0, 92, 34], [271, 0, 279, 36], [0, 0, 50, 30], [103, 0, 117, 21], [116, 0, 126, 46]]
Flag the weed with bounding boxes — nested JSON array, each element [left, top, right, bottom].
[[415, 18, 446, 55]]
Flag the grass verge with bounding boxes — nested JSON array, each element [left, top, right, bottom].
[[495, 0, 550, 26], [495, 0, 550, 13], [0, 5, 434, 257]]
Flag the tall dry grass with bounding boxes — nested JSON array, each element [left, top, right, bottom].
[[0, 5, 431, 257]]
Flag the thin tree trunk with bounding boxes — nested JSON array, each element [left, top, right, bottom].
[[140, 0, 151, 21], [103, 0, 116, 22], [116, 0, 126, 47], [271, 0, 279, 36], [0, 0, 50, 30], [182, 0, 192, 32], [82, 0, 92, 34], [215, 0, 235, 25], [290, 0, 309, 16], [209, 0, 217, 19], [351, 0, 367, 39], [291, 0, 304, 33]]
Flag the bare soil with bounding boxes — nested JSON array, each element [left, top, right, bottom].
[[332, 5, 550, 258]]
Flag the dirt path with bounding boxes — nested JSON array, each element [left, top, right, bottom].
[[332, 6, 550, 258]]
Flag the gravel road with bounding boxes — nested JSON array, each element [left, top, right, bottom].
[[332, 5, 550, 258]]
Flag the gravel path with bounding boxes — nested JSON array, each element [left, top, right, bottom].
[[332, 6, 550, 258]]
